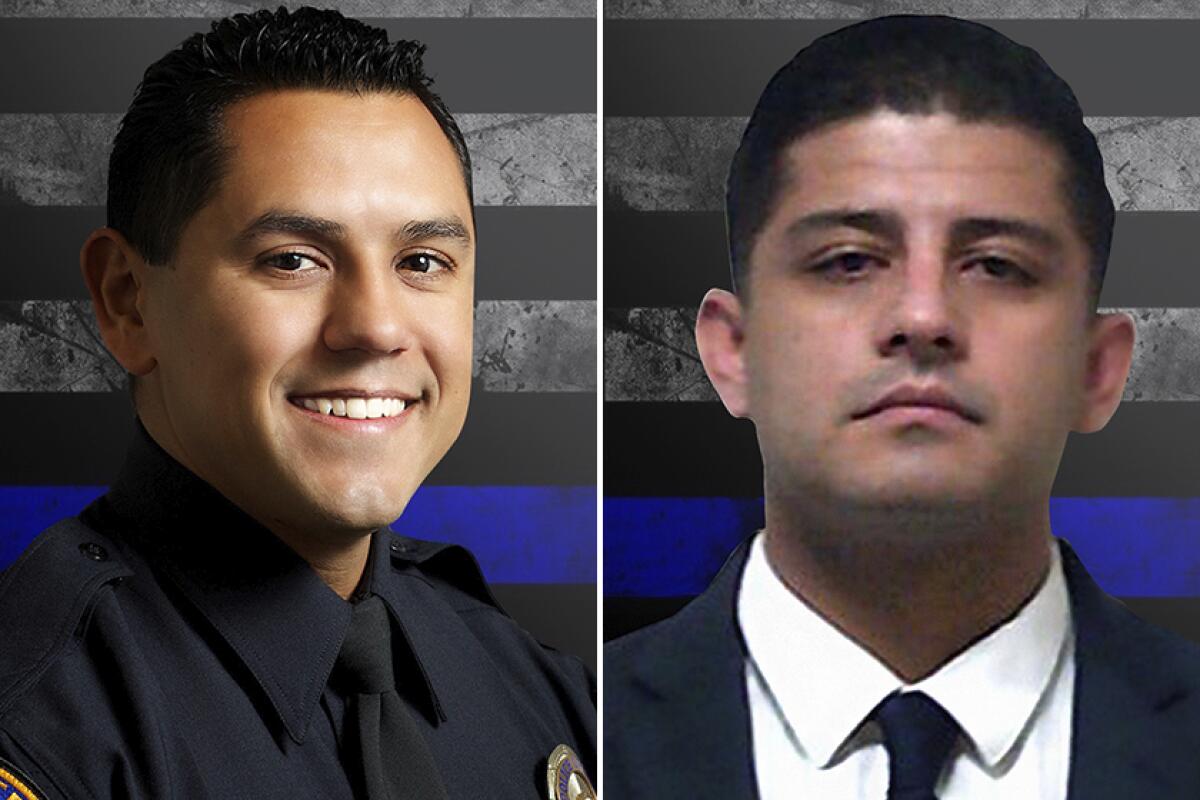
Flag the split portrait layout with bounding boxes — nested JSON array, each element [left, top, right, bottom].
[[1, 2, 1199, 799]]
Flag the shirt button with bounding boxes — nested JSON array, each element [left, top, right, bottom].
[[79, 542, 109, 562], [390, 540, 411, 554]]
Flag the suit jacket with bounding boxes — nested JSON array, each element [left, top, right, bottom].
[[604, 539, 1200, 798]]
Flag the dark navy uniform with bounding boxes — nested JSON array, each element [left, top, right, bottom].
[[0, 423, 594, 799]]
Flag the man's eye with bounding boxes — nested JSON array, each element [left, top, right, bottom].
[[263, 252, 320, 272], [968, 256, 1033, 284], [398, 252, 452, 275], [812, 251, 882, 277]]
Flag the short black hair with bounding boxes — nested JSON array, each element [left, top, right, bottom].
[[108, 6, 472, 266], [726, 15, 1113, 305]]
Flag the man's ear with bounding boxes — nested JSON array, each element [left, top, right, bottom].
[[80, 228, 157, 376], [695, 288, 751, 419], [1073, 310, 1135, 433]]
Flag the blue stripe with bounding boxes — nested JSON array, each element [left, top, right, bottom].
[[0, 485, 596, 584], [604, 497, 1200, 598]]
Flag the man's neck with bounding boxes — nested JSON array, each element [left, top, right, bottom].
[[136, 409, 374, 602], [762, 503, 1052, 683], [266, 524, 374, 601]]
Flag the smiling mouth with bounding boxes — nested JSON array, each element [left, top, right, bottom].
[[290, 396, 413, 420]]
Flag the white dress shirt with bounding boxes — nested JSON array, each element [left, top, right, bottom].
[[739, 533, 1075, 799]]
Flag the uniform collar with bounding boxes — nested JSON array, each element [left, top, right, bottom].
[[103, 420, 445, 744], [738, 533, 1071, 771]]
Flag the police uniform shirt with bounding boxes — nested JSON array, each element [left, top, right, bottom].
[[0, 422, 595, 799]]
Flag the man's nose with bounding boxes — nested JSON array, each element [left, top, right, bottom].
[[875, 255, 966, 367], [322, 264, 415, 356]]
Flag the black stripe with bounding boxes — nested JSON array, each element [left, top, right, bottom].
[[602, 209, 1200, 308], [604, 596, 689, 641], [1, 390, 594, 485], [0, 18, 595, 114], [1120, 597, 1200, 648], [604, 595, 1200, 647], [493, 583, 596, 671], [2, 206, 596, 301], [605, 19, 1200, 117], [603, 401, 1200, 498]]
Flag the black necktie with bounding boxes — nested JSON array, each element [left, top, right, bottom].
[[874, 691, 960, 800], [333, 594, 449, 800]]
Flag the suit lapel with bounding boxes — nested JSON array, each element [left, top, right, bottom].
[[1063, 541, 1197, 799], [631, 540, 759, 798]]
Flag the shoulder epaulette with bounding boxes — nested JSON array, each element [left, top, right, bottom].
[[0, 518, 132, 714], [386, 532, 503, 613]]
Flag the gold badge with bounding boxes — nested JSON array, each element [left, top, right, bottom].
[[546, 744, 595, 800]]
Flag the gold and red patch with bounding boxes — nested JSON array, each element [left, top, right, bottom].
[[0, 758, 45, 800]]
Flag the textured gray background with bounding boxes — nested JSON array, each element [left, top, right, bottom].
[[605, 1, 1200, 19], [6, 1, 594, 17]]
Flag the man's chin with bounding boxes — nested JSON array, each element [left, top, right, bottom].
[[319, 497, 413, 534], [271, 480, 416, 536], [813, 478, 1010, 540]]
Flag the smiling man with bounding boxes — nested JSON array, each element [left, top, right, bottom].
[[0, 8, 592, 799], [606, 15, 1200, 800]]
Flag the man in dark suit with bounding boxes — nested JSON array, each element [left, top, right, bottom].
[[606, 15, 1200, 799]]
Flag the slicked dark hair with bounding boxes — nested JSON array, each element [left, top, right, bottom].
[[108, 6, 472, 266], [727, 15, 1113, 306]]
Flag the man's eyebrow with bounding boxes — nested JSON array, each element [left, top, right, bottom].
[[234, 212, 473, 248], [235, 211, 347, 245], [782, 209, 905, 243], [397, 217, 473, 247], [949, 217, 1064, 253]]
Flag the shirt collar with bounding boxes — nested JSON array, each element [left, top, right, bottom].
[[101, 420, 444, 744], [738, 532, 1072, 770]]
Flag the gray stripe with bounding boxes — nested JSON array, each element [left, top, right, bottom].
[[605, 307, 716, 402], [0, 299, 596, 393], [475, 301, 596, 392], [605, 116, 1200, 212], [5, 0, 594, 18], [605, 1, 1200, 19], [0, 300, 124, 392], [605, 306, 1200, 402], [464, 114, 596, 206], [0, 112, 595, 206]]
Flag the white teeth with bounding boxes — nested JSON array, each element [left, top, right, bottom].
[[297, 396, 410, 418]]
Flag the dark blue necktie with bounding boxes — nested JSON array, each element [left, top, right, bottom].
[[874, 691, 960, 800]]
